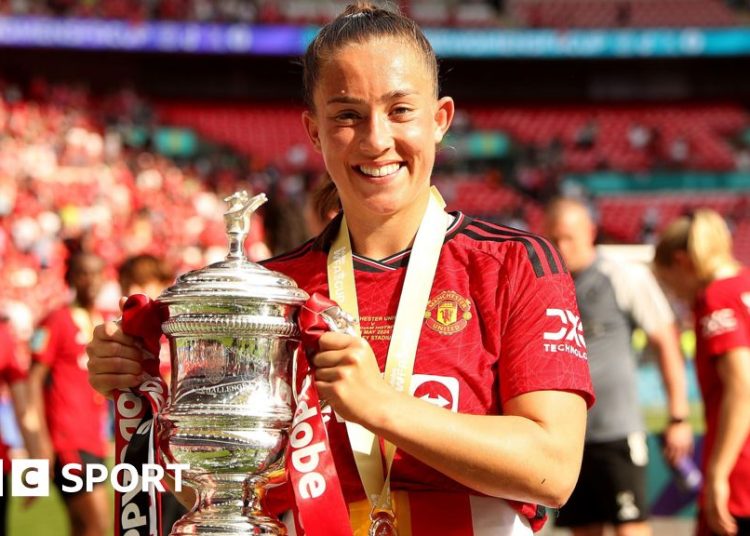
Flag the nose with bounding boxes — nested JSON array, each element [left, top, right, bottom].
[[359, 112, 392, 155]]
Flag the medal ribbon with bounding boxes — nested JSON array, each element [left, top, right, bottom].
[[115, 294, 169, 536], [326, 187, 449, 527]]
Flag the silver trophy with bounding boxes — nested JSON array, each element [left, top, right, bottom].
[[157, 191, 309, 535]]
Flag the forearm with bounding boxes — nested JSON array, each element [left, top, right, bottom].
[[652, 325, 690, 418], [707, 381, 750, 479], [24, 371, 54, 455], [11, 391, 49, 459], [366, 390, 587, 508]]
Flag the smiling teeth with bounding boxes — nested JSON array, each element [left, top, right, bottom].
[[359, 163, 400, 177]]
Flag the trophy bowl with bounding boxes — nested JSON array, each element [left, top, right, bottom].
[[157, 192, 308, 535]]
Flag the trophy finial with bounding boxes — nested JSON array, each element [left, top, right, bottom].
[[223, 191, 268, 260]]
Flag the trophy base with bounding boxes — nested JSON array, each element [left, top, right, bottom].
[[169, 476, 287, 536], [170, 514, 287, 536]]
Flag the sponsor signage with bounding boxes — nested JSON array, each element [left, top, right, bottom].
[[2, 16, 750, 58]]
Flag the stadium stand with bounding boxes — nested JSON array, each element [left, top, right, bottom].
[[507, 0, 739, 29], [0, 82, 271, 340], [0, 0, 743, 28]]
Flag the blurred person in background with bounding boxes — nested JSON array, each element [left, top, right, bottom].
[[27, 250, 110, 536], [0, 317, 48, 536], [544, 197, 693, 536], [85, 2, 595, 534], [303, 174, 341, 237], [117, 253, 174, 301], [654, 210, 750, 536], [116, 253, 186, 536]]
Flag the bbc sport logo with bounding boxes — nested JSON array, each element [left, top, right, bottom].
[[0, 460, 189, 496]]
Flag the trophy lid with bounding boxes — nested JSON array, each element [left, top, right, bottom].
[[158, 191, 308, 306]]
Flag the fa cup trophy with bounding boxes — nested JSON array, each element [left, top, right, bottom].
[[157, 191, 308, 535]]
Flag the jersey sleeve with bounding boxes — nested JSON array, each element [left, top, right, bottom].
[[0, 323, 26, 385], [608, 260, 675, 335], [498, 243, 595, 408], [698, 283, 750, 357]]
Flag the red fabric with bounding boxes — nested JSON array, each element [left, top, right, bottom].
[[288, 292, 352, 536], [117, 294, 170, 536], [0, 321, 25, 464], [30, 307, 108, 457], [694, 269, 750, 517], [122, 294, 168, 372], [409, 492, 473, 536], [262, 213, 595, 533]]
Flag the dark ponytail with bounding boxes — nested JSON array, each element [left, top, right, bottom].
[[302, 1, 438, 110]]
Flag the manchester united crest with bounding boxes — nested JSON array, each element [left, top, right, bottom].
[[424, 290, 472, 335]]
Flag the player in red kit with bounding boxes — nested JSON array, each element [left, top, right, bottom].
[[0, 319, 48, 536], [655, 210, 750, 536], [259, 211, 594, 534], [28, 251, 110, 536], [84, 3, 594, 534]]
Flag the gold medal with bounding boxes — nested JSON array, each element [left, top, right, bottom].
[[368, 509, 398, 536]]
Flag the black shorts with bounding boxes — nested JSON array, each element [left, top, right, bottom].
[[555, 434, 649, 527], [53, 450, 106, 499], [0, 474, 7, 536]]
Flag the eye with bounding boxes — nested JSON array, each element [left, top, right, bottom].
[[333, 110, 361, 123], [392, 106, 413, 116]]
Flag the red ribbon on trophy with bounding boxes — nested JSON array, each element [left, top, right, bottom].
[[289, 292, 352, 536], [115, 294, 169, 536]]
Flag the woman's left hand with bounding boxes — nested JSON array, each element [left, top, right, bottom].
[[705, 475, 738, 536], [312, 331, 391, 424], [662, 421, 693, 466]]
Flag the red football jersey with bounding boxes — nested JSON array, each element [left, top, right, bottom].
[[0, 321, 26, 465], [30, 306, 108, 459], [694, 268, 750, 517], [264, 213, 595, 534]]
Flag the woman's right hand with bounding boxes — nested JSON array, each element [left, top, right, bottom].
[[86, 317, 146, 398]]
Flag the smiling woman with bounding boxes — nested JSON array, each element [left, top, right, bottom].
[[301, 23, 453, 259], [85, 2, 595, 536]]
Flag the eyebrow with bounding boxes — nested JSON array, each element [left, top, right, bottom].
[[326, 89, 418, 105]]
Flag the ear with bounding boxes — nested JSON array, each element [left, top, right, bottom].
[[433, 96, 455, 144], [302, 110, 322, 153], [587, 220, 598, 244]]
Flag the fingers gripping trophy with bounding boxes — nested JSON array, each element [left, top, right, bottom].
[[154, 191, 306, 535]]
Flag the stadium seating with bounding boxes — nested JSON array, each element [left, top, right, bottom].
[[4, 0, 740, 28], [467, 103, 747, 172], [507, 0, 739, 29], [156, 102, 323, 170]]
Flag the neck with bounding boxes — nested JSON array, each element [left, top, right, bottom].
[[73, 298, 94, 312], [343, 195, 430, 260], [571, 250, 597, 276]]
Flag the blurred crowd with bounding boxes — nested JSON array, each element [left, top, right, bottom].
[[0, 0, 503, 25], [4, 76, 750, 357], [0, 79, 305, 354], [1, 0, 747, 29]]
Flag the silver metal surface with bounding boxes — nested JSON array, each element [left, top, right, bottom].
[[157, 191, 308, 535]]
